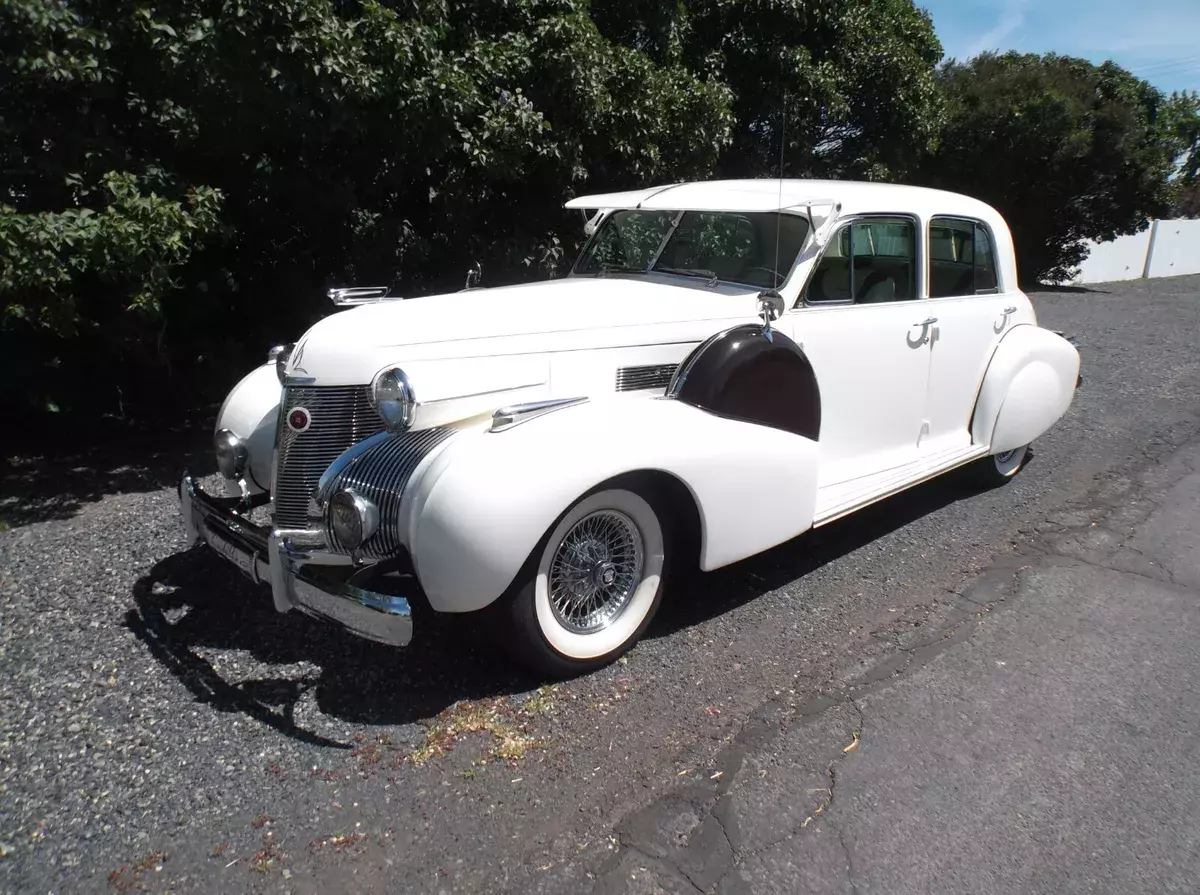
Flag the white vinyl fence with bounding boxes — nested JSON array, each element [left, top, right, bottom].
[[1071, 218, 1200, 284]]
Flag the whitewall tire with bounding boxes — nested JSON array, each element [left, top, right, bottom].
[[499, 487, 667, 677], [973, 443, 1030, 486]]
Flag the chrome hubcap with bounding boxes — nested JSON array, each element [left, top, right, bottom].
[[548, 510, 644, 634]]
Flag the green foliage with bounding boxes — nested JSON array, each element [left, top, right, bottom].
[[1167, 91, 1200, 217], [920, 52, 1187, 284], [0, 173, 223, 331], [1169, 91, 1200, 187], [591, 0, 945, 180]]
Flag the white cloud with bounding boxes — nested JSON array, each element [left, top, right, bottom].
[[963, 0, 1032, 57]]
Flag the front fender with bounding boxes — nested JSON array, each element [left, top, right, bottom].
[[403, 397, 819, 613], [214, 362, 282, 494], [971, 324, 1080, 453]]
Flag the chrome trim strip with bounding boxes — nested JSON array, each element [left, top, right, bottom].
[[315, 430, 392, 504], [490, 397, 589, 432], [321, 429, 455, 557], [615, 364, 678, 392], [327, 286, 398, 307], [420, 383, 546, 405]]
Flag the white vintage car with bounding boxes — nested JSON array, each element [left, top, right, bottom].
[[180, 178, 1081, 675]]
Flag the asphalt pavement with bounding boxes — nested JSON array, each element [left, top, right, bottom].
[[2, 274, 1200, 894]]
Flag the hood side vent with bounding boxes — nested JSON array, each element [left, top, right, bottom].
[[615, 363, 678, 393]]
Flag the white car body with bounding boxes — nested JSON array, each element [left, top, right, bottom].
[[180, 178, 1080, 674]]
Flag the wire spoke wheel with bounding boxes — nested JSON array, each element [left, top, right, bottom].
[[547, 509, 644, 634]]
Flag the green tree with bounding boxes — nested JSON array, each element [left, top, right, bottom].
[[920, 52, 1185, 284], [1167, 90, 1200, 217], [590, 0, 945, 180]]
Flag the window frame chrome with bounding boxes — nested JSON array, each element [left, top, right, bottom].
[[926, 215, 1004, 298], [797, 212, 926, 308]]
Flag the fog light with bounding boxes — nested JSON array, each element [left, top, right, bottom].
[[214, 429, 248, 479], [330, 489, 379, 550]]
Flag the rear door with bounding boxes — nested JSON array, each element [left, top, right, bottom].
[[921, 217, 1016, 452], [784, 215, 935, 487]]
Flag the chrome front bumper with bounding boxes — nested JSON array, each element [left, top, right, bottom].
[[178, 474, 413, 647]]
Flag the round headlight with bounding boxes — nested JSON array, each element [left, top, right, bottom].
[[213, 428, 248, 479], [329, 489, 379, 550], [370, 367, 416, 431], [270, 343, 295, 383]]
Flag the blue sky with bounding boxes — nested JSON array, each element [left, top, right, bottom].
[[920, 0, 1200, 94]]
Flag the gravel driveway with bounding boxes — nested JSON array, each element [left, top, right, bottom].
[[3, 275, 1200, 894]]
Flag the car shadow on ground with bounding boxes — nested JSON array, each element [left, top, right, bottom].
[[125, 456, 1020, 748], [1, 426, 214, 527]]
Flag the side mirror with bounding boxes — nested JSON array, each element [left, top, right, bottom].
[[757, 290, 785, 342], [758, 290, 785, 322]]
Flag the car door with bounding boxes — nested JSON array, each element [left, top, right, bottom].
[[921, 217, 1016, 452], [783, 215, 934, 488]]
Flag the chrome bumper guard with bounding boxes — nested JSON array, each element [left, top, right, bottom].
[[178, 473, 413, 647]]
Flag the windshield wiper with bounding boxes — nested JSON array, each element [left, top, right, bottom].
[[598, 263, 648, 276], [656, 266, 720, 285]]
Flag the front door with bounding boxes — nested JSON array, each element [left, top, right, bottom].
[[921, 217, 1015, 451], [784, 216, 933, 488]]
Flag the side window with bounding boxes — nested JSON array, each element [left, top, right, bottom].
[[805, 217, 916, 304], [974, 226, 998, 292], [929, 217, 1000, 297]]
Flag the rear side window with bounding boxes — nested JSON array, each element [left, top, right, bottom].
[[929, 217, 1000, 297]]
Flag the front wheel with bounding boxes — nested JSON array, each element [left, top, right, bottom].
[[498, 487, 667, 677], [972, 443, 1030, 487]]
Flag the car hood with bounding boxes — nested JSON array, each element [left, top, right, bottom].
[[284, 275, 761, 390]]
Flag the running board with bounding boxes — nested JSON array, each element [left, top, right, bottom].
[[813, 444, 990, 527]]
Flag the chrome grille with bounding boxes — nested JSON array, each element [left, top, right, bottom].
[[273, 385, 385, 530], [615, 363, 678, 392], [323, 429, 455, 557]]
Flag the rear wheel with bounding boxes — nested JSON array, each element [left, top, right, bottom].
[[499, 487, 667, 677], [973, 443, 1029, 486]]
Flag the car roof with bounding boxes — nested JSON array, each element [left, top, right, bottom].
[[564, 178, 1002, 224]]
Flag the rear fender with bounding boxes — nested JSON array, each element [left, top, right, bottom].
[[971, 324, 1081, 453], [404, 397, 819, 613]]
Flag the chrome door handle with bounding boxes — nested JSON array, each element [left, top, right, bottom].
[[994, 306, 1018, 333], [907, 317, 938, 348]]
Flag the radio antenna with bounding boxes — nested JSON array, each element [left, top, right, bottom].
[[773, 93, 786, 285], [759, 92, 787, 341]]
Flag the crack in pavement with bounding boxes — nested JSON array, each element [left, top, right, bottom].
[[591, 425, 1200, 894], [834, 821, 861, 895]]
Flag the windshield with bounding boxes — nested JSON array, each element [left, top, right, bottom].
[[574, 208, 811, 289]]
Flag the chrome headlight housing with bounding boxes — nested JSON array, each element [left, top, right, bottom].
[[370, 367, 416, 431], [269, 343, 294, 383], [329, 488, 379, 550], [213, 428, 248, 479]]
